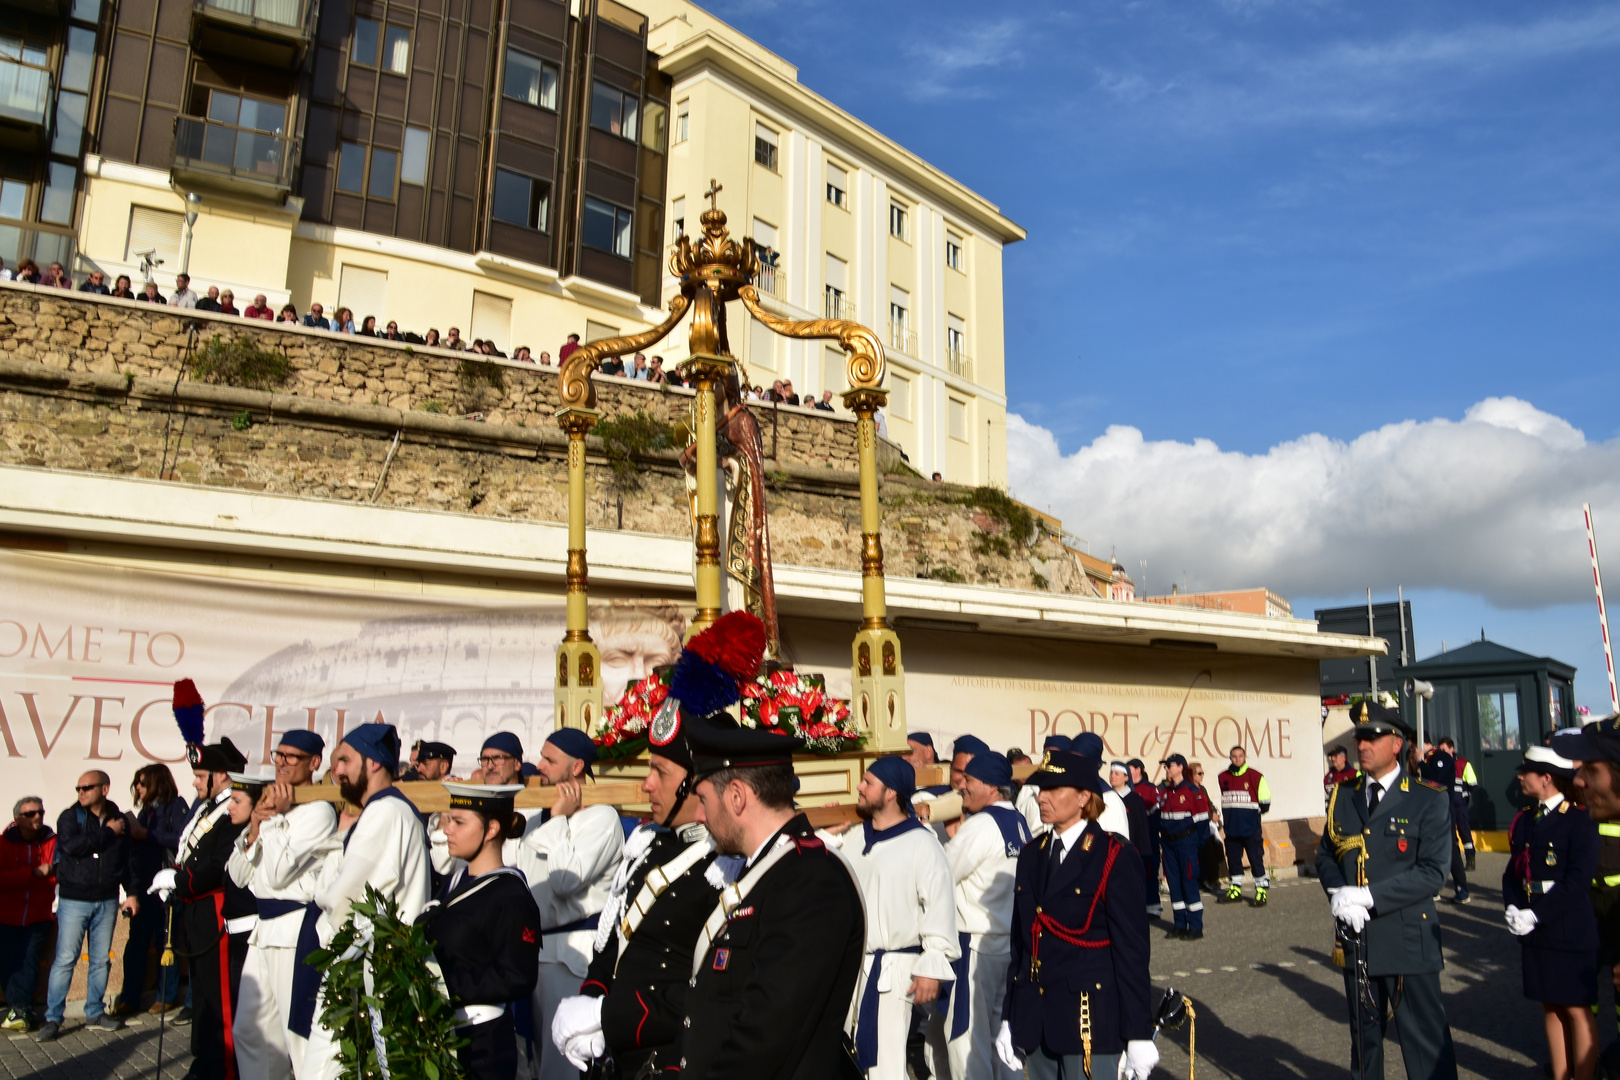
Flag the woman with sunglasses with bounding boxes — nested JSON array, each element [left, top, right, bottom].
[[0, 797, 56, 1033], [109, 765, 189, 1019]]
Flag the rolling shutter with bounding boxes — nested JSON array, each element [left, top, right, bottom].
[[471, 291, 513, 352], [338, 265, 388, 324], [124, 206, 183, 268]]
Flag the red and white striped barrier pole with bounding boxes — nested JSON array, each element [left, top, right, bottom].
[[1585, 503, 1619, 715]]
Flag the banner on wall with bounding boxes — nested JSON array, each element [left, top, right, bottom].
[[0, 550, 686, 804], [901, 670, 1325, 823]]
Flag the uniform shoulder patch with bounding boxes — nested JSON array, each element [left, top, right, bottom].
[[1559, 802, 1570, 814], [1417, 779, 1446, 792], [793, 835, 825, 853]]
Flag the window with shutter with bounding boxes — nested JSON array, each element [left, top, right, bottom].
[[889, 373, 910, 420], [585, 320, 618, 343], [338, 265, 388, 324], [470, 292, 513, 352], [124, 206, 183, 268]]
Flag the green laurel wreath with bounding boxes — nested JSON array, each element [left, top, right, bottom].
[[306, 885, 467, 1080]]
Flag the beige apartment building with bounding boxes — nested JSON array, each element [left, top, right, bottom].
[[9, 0, 1020, 484]]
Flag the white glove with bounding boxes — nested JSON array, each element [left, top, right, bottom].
[[146, 868, 176, 901], [550, 995, 603, 1062], [562, 1029, 605, 1071], [1507, 906, 1539, 937], [1330, 886, 1373, 933], [1123, 1039, 1160, 1079], [995, 1020, 1022, 1071]]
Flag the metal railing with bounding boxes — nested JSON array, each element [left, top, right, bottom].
[[754, 262, 785, 298], [946, 348, 973, 381], [173, 115, 299, 191], [824, 289, 855, 322], [0, 59, 51, 127], [195, 0, 307, 31], [887, 321, 918, 357]]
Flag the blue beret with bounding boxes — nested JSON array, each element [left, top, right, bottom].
[[867, 756, 917, 807], [341, 723, 400, 774], [952, 735, 991, 758], [1072, 732, 1104, 758], [907, 732, 934, 748], [1042, 735, 1072, 752], [520, 762, 540, 778], [481, 732, 524, 759], [546, 728, 598, 768], [963, 753, 1012, 788], [278, 730, 324, 756]]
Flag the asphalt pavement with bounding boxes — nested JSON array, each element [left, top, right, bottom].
[[0, 852, 1579, 1079], [1150, 852, 1549, 1080]]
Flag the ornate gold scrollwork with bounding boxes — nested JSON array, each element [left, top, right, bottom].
[[566, 548, 588, 592], [861, 533, 884, 576], [579, 652, 594, 688], [882, 640, 896, 677], [557, 295, 691, 410], [694, 514, 722, 566], [557, 651, 569, 687], [737, 285, 886, 390], [858, 640, 872, 677]]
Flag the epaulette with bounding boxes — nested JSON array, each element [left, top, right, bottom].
[[792, 835, 825, 853], [1559, 802, 1570, 814], [1417, 779, 1446, 792]]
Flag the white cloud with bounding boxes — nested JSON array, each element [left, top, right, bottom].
[[1007, 398, 1620, 608]]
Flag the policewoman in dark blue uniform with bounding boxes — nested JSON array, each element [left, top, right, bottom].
[[997, 749, 1156, 1080], [1504, 744, 1600, 1080], [1317, 702, 1457, 1080]]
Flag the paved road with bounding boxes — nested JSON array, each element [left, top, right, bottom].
[[0, 852, 1581, 1079], [1150, 852, 1546, 1080]]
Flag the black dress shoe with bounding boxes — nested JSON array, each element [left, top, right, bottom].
[[1164, 927, 1185, 940], [1182, 930, 1205, 942]]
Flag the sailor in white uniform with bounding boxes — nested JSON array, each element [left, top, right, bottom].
[[301, 724, 431, 1080], [823, 756, 959, 1080], [511, 728, 623, 1080], [227, 730, 338, 1080], [929, 753, 1030, 1080]]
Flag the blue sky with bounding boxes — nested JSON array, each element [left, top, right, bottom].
[[705, 0, 1620, 714]]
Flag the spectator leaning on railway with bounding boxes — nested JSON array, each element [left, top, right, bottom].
[[0, 797, 56, 1033]]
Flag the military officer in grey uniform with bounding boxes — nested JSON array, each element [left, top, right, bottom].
[[1317, 701, 1458, 1080]]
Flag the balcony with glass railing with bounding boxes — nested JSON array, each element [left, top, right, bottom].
[[192, 0, 315, 68], [887, 321, 918, 358], [0, 58, 52, 140], [172, 115, 299, 198], [946, 348, 973, 381]]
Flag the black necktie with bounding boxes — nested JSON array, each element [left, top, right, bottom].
[[1367, 782, 1382, 813]]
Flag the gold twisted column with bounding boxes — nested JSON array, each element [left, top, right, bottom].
[[554, 407, 603, 733], [684, 353, 731, 640], [843, 385, 907, 751]]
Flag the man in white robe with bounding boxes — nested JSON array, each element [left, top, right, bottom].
[[301, 724, 431, 1080], [514, 728, 623, 1080], [930, 753, 1030, 1080], [228, 730, 337, 1080], [823, 757, 959, 1080]]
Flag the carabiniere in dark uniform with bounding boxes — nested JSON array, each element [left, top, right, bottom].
[[677, 709, 865, 1080], [578, 725, 719, 1079], [1317, 702, 1458, 1080]]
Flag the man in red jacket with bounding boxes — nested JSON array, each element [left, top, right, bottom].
[[0, 796, 57, 1032]]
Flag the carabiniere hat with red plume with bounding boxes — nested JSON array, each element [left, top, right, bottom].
[[647, 611, 769, 756]]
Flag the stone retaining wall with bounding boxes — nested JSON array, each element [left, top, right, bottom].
[[0, 280, 1093, 595], [0, 280, 868, 473]]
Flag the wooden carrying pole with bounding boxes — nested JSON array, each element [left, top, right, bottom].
[[292, 761, 1041, 826]]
